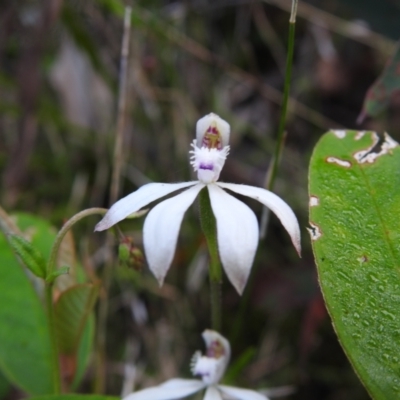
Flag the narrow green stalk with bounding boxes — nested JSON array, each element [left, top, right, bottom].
[[199, 188, 222, 331], [210, 280, 221, 332], [260, 0, 298, 239], [47, 208, 108, 277], [272, 0, 297, 182], [45, 207, 107, 393], [232, 1, 298, 344]]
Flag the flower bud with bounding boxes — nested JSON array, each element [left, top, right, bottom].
[[118, 237, 144, 271]]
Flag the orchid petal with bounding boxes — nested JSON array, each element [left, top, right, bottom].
[[95, 182, 198, 231], [218, 385, 269, 400], [123, 379, 205, 400], [159, 378, 204, 389], [216, 183, 301, 256], [207, 184, 259, 295], [144, 183, 205, 285], [204, 386, 223, 400]]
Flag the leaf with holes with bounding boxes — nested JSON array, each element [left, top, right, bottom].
[[309, 129, 400, 399]]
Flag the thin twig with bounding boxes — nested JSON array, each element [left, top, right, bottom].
[[262, 0, 394, 54], [101, 3, 341, 130], [110, 6, 132, 205], [145, 10, 340, 130], [195, 0, 395, 54], [95, 6, 132, 393]]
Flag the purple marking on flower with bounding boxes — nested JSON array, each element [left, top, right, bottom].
[[207, 126, 218, 134], [200, 163, 214, 170]]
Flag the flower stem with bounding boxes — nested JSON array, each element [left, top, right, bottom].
[[273, 0, 297, 184], [209, 280, 221, 332], [199, 188, 222, 331], [260, 0, 298, 238], [47, 208, 108, 278], [45, 207, 107, 393], [232, 0, 298, 344]]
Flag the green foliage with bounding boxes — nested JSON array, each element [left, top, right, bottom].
[[97, 0, 124, 16], [0, 211, 97, 394], [3, 0, 393, 396], [8, 234, 47, 278], [0, 370, 11, 399], [46, 266, 70, 284], [54, 283, 99, 355], [309, 130, 400, 399], [12, 213, 57, 262], [70, 315, 95, 390], [224, 347, 256, 384], [0, 232, 54, 394]]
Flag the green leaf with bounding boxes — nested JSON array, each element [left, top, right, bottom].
[[12, 213, 56, 261], [358, 42, 400, 123], [54, 284, 99, 354], [70, 314, 95, 390], [224, 347, 256, 384], [309, 129, 400, 399], [0, 370, 11, 399], [8, 234, 47, 278], [29, 396, 119, 400], [12, 213, 78, 289], [55, 230, 78, 291], [0, 206, 22, 237], [0, 233, 54, 394]]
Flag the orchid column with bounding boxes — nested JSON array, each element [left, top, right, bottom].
[[194, 114, 231, 331]]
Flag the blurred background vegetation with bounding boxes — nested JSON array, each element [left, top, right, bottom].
[[1, 0, 399, 399]]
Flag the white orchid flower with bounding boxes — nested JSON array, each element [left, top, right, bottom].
[[95, 113, 301, 294], [123, 330, 269, 400]]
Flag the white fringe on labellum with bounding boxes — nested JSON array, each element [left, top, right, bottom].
[[189, 140, 230, 184]]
